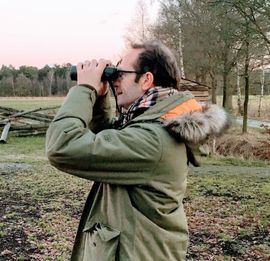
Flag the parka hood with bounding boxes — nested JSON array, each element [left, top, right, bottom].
[[163, 103, 229, 145], [132, 90, 229, 146]]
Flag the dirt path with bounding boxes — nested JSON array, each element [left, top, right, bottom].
[[191, 164, 270, 175], [234, 116, 270, 129], [0, 163, 33, 174], [0, 162, 269, 176]]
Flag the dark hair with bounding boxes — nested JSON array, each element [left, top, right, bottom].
[[131, 40, 181, 89]]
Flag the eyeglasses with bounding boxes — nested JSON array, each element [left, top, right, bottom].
[[101, 65, 143, 82], [116, 69, 142, 79]]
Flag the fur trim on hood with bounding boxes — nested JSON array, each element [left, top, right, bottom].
[[163, 104, 229, 145]]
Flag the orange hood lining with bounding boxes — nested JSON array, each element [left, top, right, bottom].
[[161, 98, 202, 120]]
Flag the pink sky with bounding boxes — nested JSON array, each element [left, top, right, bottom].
[[0, 0, 158, 68]]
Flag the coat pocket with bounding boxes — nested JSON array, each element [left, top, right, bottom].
[[82, 223, 120, 261]]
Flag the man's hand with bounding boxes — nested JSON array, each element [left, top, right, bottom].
[[77, 59, 111, 96]]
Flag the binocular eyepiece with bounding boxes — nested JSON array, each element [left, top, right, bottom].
[[70, 65, 121, 82]]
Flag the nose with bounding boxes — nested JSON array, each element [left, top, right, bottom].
[[112, 77, 121, 87]]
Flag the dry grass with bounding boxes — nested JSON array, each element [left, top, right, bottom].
[[0, 96, 64, 100], [241, 95, 270, 121], [216, 127, 270, 160], [0, 97, 64, 110]]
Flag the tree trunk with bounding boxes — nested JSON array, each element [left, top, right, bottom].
[[222, 42, 235, 112], [258, 59, 265, 117], [243, 36, 250, 133], [200, 72, 206, 85], [178, 12, 185, 78], [48, 70, 54, 96], [210, 71, 217, 104], [222, 69, 228, 107], [236, 64, 242, 115], [11, 77, 15, 96], [222, 49, 228, 108], [222, 63, 233, 111]]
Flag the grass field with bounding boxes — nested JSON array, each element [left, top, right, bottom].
[[0, 97, 64, 110], [216, 95, 270, 121], [0, 136, 269, 260], [0, 97, 269, 260], [0, 95, 269, 121]]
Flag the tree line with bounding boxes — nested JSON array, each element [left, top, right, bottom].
[[0, 64, 74, 97], [1, 0, 270, 104]]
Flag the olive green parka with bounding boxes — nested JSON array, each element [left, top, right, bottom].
[[46, 86, 228, 261]]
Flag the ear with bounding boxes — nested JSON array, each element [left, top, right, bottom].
[[140, 72, 155, 91]]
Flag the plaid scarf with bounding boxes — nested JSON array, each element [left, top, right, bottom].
[[114, 86, 178, 128]]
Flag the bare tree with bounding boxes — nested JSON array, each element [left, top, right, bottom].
[[124, 0, 151, 44]]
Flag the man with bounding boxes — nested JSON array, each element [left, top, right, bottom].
[[46, 41, 228, 260]]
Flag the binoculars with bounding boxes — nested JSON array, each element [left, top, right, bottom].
[[70, 65, 121, 82]]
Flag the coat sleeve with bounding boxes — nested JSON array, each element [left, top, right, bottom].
[[89, 90, 113, 133], [46, 86, 162, 185]]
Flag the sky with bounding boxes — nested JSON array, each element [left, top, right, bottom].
[[0, 0, 159, 68]]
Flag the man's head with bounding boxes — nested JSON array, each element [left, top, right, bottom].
[[113, 40, 180, 109], [131, 41, 181, 88]]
